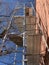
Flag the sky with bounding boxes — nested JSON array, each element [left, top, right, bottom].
[[0, 0, 35, 65]]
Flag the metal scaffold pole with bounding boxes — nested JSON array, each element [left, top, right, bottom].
[[13, 45, 18, 65], [22, 32, 25, 65], [22, 4, 27, 65]]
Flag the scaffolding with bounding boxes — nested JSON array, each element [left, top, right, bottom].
[[0, 1, 48, 65]]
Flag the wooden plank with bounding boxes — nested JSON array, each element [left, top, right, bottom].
[[26, 35, 41, 54], [26, 35, 41, 65]]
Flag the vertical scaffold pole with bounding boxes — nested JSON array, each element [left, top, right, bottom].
[[22, 32, 25, 65], [22, 4, 26, 65], [13, 45, 18, 65]]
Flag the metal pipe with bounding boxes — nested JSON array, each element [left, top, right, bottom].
[[13, 45, 18, 65], [22, 4, 26, 65]]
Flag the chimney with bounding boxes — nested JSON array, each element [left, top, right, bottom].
[[25, 7, 33, 16]]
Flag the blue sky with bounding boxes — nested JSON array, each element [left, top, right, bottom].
[[0, 0, 35, 65]]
